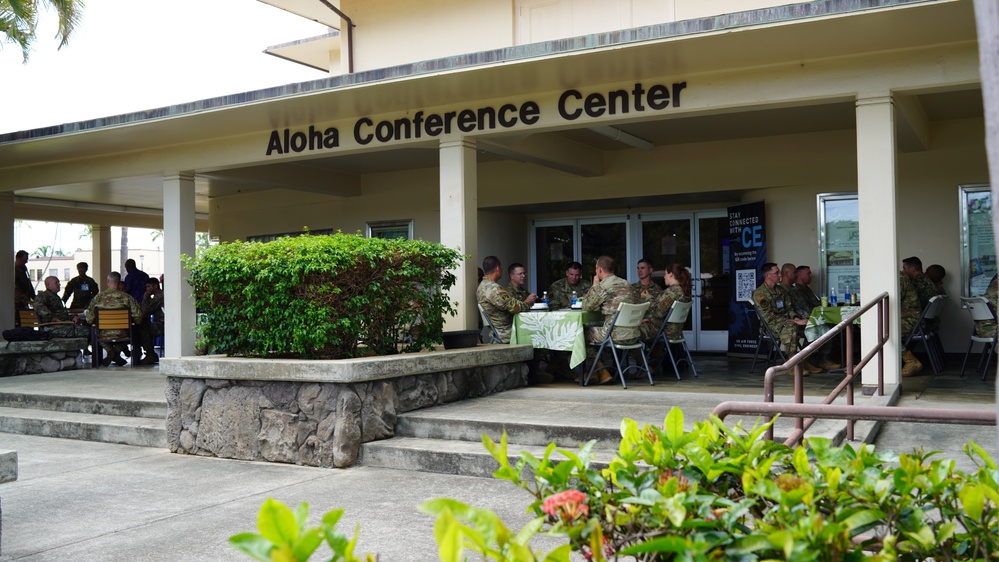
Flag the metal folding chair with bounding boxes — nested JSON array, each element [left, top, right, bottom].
[[582, 301, 652, 389], [904, 294, 947, 375], [477, 303, 504, 344], [748, 304, 788, 373], [960, 296, 997, 380], [644, 299, 698, 380]]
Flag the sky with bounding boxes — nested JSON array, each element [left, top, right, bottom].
[[2, 0, 330, 253], [1, 0, 329, 133]]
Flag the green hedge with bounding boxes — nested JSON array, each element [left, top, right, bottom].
[[186, 233, 463, 359]]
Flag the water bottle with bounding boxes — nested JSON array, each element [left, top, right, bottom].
[[844, 288, 851, 305], [571, 291, 578, 306], [829, 292, 837, 306], [542, 291, 549, 307]]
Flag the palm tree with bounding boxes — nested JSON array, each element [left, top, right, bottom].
[[1, 0, 84, 62]]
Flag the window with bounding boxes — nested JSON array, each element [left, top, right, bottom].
[[960, 184, 994, 297], [246, 228, 335, 243], [366, 220, 413, 240], [817, 193, 859, 300]]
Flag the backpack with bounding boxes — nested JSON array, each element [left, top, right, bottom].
[[3, 327, 54, 342]]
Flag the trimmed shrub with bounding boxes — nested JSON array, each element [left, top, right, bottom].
[[186, 233, 463, 359]]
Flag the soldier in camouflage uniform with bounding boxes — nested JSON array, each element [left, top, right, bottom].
[[33, 276, 90, 339], [790, 265, 839, 370], [631, 258, 663, 305], [505, 263, 536, 305], [639, 264, 691, 342], [14, 250, 35, 310], [903, 256, 946, 333], [477, 256, 535, 343], [751, 262, 820, 373], [138, 278, 165, 364], [86, 271, 144, 366], [582, 256, 638, 344], [899, 271, 923, 376], [581, 256, 637, 384], [974, 275, 998, 339], [547, 261, 591, 310]]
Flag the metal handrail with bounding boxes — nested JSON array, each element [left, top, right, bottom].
[[715, 292, 891, 446]]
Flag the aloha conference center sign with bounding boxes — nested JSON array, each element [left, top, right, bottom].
[[265, 81, 688, 156]]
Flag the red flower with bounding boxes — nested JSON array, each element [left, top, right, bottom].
[[542, 489, 590, 522]]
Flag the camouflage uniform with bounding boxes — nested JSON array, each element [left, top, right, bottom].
[[790, 283, 821, 317], [582, 274, 638, 344], [631, 281, 663, 306], [62, 274, 99, 310], [910, 272, 945, 332], [975, 275, 998, 339], [780, 283, 809, 318], [141, 289, 165, 338], [639, 284, 689, 341], [547, 278, 591, 310], [14, 263, 35, 310], [33, 289, 90, 338], [506, 283, 530, 305], [899, 273, 921, 337], [751, 281, 804, 355], [477, 278, 527, 343], [86, 288, 144, 358]]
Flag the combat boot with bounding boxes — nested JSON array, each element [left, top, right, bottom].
[[901, 350, 923, 377]]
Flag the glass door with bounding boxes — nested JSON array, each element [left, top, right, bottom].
[[633, 211, 727, 351], [533, 221, 576, 295], [580, 217, 629, 280]]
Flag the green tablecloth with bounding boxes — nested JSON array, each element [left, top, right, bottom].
[[805, 305, 860, 342], [511, 309, 602, 368]]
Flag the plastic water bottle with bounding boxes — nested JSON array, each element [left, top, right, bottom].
[[542, 291, 549, 306], [830, 292, 838, 306], [571, 291, 578, 306], [844, 289, 851, 305]]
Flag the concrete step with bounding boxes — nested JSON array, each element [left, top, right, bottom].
[[360, 436, 618, 478], [395, 410, 623, 449], [0, 449, 16, 483], [0, 391, 167, 418], [0, 406, 166, 448]]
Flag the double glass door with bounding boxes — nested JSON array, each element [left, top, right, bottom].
[[531, 211, 727, 351]]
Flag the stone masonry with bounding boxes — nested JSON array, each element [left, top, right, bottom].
[[165, 362, 527, 468], [0, 339, 86, 377]]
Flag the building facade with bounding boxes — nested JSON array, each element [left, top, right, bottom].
[[0, 0, 987, 385]]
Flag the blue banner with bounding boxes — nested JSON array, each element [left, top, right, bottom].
[[728, 201, 767, 354]]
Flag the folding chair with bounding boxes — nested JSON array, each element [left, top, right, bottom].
[[90, 308, 137, 368], [748, 304, 788, 373], [582, 301, 652, 389], [644, 299, 698, 380], [477, 303, 504, 344], [959, 296, 998, 380], [903, 294, 946, 375]]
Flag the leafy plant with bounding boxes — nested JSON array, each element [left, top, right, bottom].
[[185, 232, 463, 359], [233, 409, 999, 561], [486, 407, 999, 561], [230, 498, 375, 562]]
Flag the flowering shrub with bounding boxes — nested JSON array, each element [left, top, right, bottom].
[[232, 408, 999, 561]]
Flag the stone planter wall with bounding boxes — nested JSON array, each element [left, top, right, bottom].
[[162, 346, 532, 468], [0, 339, 86, 377]]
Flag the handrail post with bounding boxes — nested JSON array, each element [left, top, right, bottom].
[[846, 321, 855, 441], [877, 297, 885, 396]]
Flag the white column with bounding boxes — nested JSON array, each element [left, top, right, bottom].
[[439, 139, 478, 331], [163, 174, 197, 357], [856, 95, 900, 386], [92, 225, 112, 283], [0, 193, 14, 330]]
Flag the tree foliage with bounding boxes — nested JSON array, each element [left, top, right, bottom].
[[186, 233, 463, 359], [1, 0, 84, 62]]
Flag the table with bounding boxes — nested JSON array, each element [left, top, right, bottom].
[[805, 305, 860, 342], [510, 309, 602, 368]]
